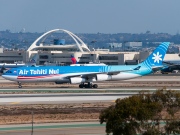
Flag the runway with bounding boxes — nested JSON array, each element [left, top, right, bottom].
[[124, 75, 180, 81], [0, 87, 179, 92], [0, 87, 179, 105], [0, 93, 136, 105]]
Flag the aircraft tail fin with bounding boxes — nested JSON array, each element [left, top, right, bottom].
[[71, 55, 78, 64], [0, 65, 7, 73], [28, 54, 38, 66], [140, 42, 170, 68]]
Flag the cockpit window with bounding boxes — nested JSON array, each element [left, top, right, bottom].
[[6, 71, 12, 73]]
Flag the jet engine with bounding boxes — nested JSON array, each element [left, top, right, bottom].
[[96, 74, 112, 81], [55, 79, 70, 84], [70, 77, 86, 84]]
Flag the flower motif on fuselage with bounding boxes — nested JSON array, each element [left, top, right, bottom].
[[152, 52, 162, 63]]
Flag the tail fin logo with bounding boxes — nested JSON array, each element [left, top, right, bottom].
[[30, 58, 36, 63], [71, 55, 77, 64], [152, 52, 162, 63]]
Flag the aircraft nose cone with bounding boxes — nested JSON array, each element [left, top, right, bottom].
[[2, 75, 6, 79], [2, 75, 16, 81]]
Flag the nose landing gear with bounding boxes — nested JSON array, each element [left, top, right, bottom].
[[18, 82, 22, 88], [79, 82, 98, 88]]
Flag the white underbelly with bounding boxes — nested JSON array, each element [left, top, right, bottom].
[[111, 72, 141, 80]]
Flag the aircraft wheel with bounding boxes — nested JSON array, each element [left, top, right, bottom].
[[79, 84, 84, 88], [93, 84, 98, 88], [88, 84, 93, 88], [18, 82, 22, 88], [84, 84, 89, 88]]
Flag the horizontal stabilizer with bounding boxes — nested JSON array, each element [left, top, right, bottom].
[[152, 66, 163, 72], [133, 66, 141, 70]]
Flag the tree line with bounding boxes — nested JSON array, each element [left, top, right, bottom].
[[99, 89, 180, 135]]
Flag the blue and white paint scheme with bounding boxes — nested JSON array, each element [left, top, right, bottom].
[[2, 42, 170, 88]]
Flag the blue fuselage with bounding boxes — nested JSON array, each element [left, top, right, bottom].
[[2, 64, 152, 83]]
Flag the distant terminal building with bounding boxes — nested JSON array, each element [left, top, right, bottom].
[[0, 49, 27, 63], [123, 42, 142, 51], [124, 42, 142, 48], [0, 29, 179, 65]]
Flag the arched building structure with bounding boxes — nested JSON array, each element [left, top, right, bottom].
[[27, 29, 140, 65]]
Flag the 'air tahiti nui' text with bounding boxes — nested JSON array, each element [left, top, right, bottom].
[[18, 69, 59, 75]]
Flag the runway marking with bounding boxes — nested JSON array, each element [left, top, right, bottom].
[[10, 102, 20, 104]]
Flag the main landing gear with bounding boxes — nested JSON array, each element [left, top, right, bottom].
[[18, 82, 22, 88], [79, 82, 98, 88]]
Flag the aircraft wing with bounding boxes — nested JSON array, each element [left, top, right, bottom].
[[82, 70, 128, 78], [163, 61, 180, 68], [64, 67, 140, 79], [64, 71, 127, 79], [163, 61, 174, 65]]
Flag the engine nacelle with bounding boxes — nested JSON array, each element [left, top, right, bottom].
[[96, 74, 112, 81], [55, 79, 70, 84], [70, 77, 86, 84]]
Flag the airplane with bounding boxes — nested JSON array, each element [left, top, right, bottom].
[[70, 62, 106, 66], [0, 54, 38, 73], [71, 55, 78, 64], [2, 42, 170, 88], [70, 55, 106, 66], [161, 60, 180, 74]]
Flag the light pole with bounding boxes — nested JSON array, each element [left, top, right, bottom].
[[31, 111, 34, 135]]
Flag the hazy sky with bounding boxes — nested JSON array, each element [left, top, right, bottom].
[[0, 0, 179, 34]]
